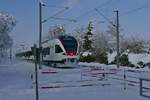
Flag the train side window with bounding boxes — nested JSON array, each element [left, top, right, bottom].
[[55, 45, 63, 53], [43, 47, 50, 55], [46, 47, 50, 55]]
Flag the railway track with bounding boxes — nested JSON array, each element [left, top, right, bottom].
[[40, 79, 110, 89], [39, 67, 150, 91]]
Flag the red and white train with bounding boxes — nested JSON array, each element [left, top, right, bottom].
[[16, 35, 79, 67]]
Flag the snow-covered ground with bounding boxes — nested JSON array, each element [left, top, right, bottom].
[[108, 52, 150, 66], [128, 53, 150, 65], [0, 59, 150, 100]]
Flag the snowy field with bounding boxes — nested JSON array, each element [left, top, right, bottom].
[[0, 59, 150, 100]]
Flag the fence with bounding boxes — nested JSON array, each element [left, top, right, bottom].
[[140, 78, 150, 98]]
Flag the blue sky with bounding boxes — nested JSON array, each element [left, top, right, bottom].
[[0, 0, 150, 50]]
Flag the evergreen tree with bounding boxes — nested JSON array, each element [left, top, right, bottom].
[[83, 21, 94, 52], [80, 22, 95, 62]]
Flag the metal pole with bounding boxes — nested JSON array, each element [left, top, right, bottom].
[[39, 1, 42, 69], [140, 78, 142, 96], [115, 10, 120, 68], [10, 46, 12, 60], [123, 69, 126, 90], [34, 44, 39, 100]]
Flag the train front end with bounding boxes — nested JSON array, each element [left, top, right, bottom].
[[58, 35, 79, 67]]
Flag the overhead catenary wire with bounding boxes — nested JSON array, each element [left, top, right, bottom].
[[60, 0, 115, 32], [116, 3, 150, 38], [94, 2, 150, 27], [42, 5, 77, 23], [76, 1, 150, 24], [94, 8, 115, 27], [42, 0, 150, 34], [41, 0, 115, 26], [120, 3, 150, 17], [42, 7, 69, 23], [49, 17, 77, 22], [75, 0, 113, 20], [42, 4, 69, 9]]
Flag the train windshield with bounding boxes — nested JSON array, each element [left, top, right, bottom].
[[59, 35, 78, 51]]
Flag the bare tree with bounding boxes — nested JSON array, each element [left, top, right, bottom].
[[48, 25, 65, 38], [72, 25, 86, 52], [0, 12, 16, 58], [93, 30, 109, 53], [122, 36, 147, 53], [42, 25, 66, 43], [106, 22, 125, 53]]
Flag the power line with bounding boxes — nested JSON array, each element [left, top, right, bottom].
[[76, 1, 150, 24], [42, 7, 69, 23], [41, 0, 114, 25], [94, 8, 115, 27], [49, 17, 77, 22], [94, 3, 150, 26], [121, 4, 150, 16], [43, 4, 69, 9], [39, 0, 69, 9], [75, 0, 113, 20]]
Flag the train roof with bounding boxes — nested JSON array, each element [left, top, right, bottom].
[[42, 34, 76, 44], [16, 47, 31, 54]]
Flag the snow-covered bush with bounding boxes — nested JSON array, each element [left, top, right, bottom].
[[79, 53, 95, 63], [146, 62, 150, 68], [137, 61, 146, 68], [119, 54, 130, 66], [94, 51, 108, 64], [128, 62, 135, 68], [110, 54, 129, 66]]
